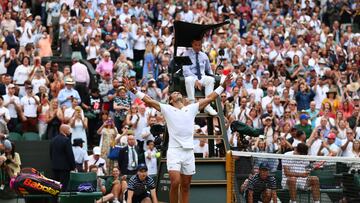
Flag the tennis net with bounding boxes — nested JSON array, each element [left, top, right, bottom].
[[229, 151, 360, 203]]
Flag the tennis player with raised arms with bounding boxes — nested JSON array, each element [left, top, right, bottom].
[[124, 74, 232, 203]]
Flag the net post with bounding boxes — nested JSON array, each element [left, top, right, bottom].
[[226, 150, 233, 203]]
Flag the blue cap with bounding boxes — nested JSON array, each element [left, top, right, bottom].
[[137, 163, 148, 171], [259, 163, 270, 170], [300, 114, 309, 120]]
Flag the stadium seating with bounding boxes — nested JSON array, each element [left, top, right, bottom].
[[8, 132, 22, 141], [22, 132, 40, 141], [59, 172, 102, 203]]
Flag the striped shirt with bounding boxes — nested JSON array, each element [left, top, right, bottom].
[[127, 175, 155, 196], [248, 173, 277, 194]]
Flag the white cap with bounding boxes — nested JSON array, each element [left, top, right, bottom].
[[84, 18, 90, 23], [93, 146, 101, 155]]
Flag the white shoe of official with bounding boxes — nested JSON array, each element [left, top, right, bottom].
[[204, 105, 217, 116]]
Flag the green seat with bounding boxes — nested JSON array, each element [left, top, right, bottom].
[[61, 172, 100, 203], [23, 132, 40, 141], [8, 132, 22, 141], [67, 172, 97, 192], [311, 165, 343, 202]]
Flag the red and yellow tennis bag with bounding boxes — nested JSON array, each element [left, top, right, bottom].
[[10, 168, 62, 196]]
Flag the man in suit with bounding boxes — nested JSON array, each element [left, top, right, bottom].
[[118, 134, 144, 175], [50, 124, 76, 191]]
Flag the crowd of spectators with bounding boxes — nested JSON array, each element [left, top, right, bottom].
[[0, 0, 359, 201]]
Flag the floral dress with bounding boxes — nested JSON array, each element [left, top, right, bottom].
[[99, 127, 118, 174]]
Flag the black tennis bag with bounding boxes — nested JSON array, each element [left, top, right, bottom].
[[10, 168, 62, 197]]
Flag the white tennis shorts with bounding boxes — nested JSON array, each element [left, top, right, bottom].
[[282, 177, 309, 190], [167, 147, 196, 175]]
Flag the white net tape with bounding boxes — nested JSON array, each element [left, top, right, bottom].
[[232, 151, 360, 164]]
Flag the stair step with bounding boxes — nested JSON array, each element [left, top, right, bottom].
[[191, 180, 227, 185], [194, 158, 226, 162], [196, 113, 219, 118], [193, 135, 222, 139]]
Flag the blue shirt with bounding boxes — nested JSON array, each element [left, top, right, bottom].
[[57, 88, 81, 108], [182, 49, 212, 78], [305, 108, 319, 128], [295, 90, 315, 111]]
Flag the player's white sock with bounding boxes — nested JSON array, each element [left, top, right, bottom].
[[290, 201, 297, 203], [314, 201, 320, 203]]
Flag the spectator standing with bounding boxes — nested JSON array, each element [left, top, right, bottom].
[[69, 106, 88, 151], [113, 86, 131, 130], [71, 56, 90, 102], [29, 67, 49, 95], [72, 138, 89, 172], [0, 42, 10, 75], [5, 48, 20, 77], [295, 82, 315, 111], [97, 118, 118, 174], [50, 124, 76, 191], [0, 95, 10, 125], [37, 30, 53, 57], [96, 51, 114, 79], [38, 92, 50, 138], [144, 140, 158, 177], [13, 56, 31, 97], [118, 134, 144, 175], [45, 98, 63, 139], [3, 84, 20, 132], [20, 84, 40, 133], [82, 88, 103, 147], [57, 77, 81, 108]]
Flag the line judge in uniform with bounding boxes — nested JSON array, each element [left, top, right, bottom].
[[182, 35, 217, 116]]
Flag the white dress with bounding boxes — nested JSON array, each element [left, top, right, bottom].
[[71, 119, 88, 152], [0, 50, 10, 74]]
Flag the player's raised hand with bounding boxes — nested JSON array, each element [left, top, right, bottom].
[[221, 73, 233, 88], [123, 77, 134, 91]]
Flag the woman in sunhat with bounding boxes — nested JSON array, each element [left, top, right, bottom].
[[322, 87, 340, 113]]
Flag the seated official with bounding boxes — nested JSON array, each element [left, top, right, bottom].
[[182, 37, 217, 116], [246, 163, 277, 203]]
